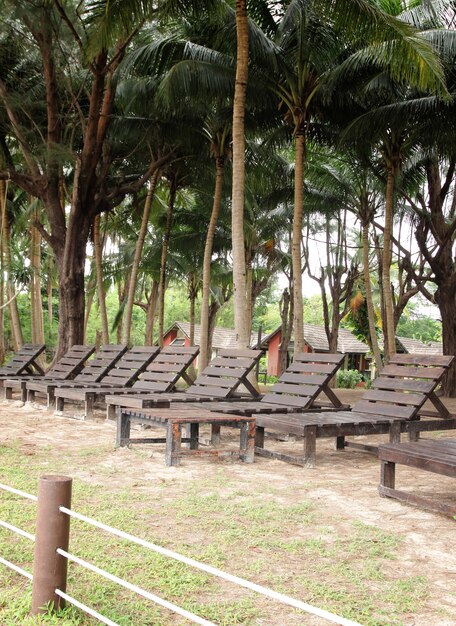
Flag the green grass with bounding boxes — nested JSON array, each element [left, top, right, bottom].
[[0, 433, 437, 625]]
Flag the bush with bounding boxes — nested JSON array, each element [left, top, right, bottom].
[[336, 369, 363, 389]]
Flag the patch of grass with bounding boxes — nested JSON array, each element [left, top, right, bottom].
[[0, 427, 442, 625]]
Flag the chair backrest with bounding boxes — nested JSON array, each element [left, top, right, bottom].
[[132, 345, 200, 392], [44, 345, 96, 381], [0, 344, 46, 376], [353, 353, 454, 420], [72, 345, 128, 384], [186, 348, 263, 399], [261, 353, 345, 409], [97, 346, 160, 387]]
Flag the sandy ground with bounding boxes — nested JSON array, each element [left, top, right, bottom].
[[0, 389, 455, 625]]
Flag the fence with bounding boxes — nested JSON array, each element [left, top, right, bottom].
[[0, 475, 362, 626]]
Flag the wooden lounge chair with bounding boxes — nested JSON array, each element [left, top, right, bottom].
[[6, 344, 127, 405], [3, 344, 96, 403], [0, 344, 46, 382], [106, 348, 263, 419], [187, 353, 347, 417], [96, 345, 200, 419], [378, 438, 456, 516], [53, 346, 161, 418], [253, 354, 456, 467]]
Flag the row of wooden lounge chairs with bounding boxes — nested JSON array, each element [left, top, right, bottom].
[[1, 344, 455, 514]]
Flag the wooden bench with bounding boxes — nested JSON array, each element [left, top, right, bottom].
[[8, 345, 127, 405], [378, 439, 456, 516], [195, 353, 347, 417], [3, 345, 97, 403], [116, 407, 256, 467], [106, 348, 263, 418], [0, 344, 46, 383], [252, 354, 456, 467]]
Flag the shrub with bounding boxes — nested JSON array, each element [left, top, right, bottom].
[[336, 369, 364, 389]]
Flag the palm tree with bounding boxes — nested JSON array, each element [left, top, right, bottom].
[[249, 0, 447, 357]]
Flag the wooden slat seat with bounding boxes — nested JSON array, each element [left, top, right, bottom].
[[107, 348, 263, 419], [175, 353, 346, 418], [0, 344, 46, 381], [4, 345, 127, 405], [3, 345, 96, 402], [378, 439, 456, 516], [253, 353, 456, 467], [53, 346, 161, 417]]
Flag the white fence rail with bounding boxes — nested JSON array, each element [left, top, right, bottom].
[[0, 477, 363, 626]]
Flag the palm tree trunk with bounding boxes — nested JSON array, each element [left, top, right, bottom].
[[199, 156, 224, 370], [0, 181, 23, 350], [158, 180, 176, 347], [292, 129, 306, 355], [144, 280, 159, 345], [83, 287, 95, 342], [231, 0, 250, 349], [0, 236, 5, 363], [362, 222, 383, 373], [30, 211, 45, 348], [93, 213, 110, 344], [122, 171, 158, 345], [382, 163, 397, 360], [47, 255, 53, 334]]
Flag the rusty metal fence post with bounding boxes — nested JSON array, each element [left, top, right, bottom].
[[31, 475, 72, 614]]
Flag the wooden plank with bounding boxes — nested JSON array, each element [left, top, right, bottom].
[[286, 362, 337, 374], [389, 354, 453, 367], [373, 378, 435, 393], [261, 393, 311, 408], [381, 364, 445, 380], [352, 401, 416, 419], [378, 485, 456, 516], [278, 372, 327, 385], [207, 357, 256, 369], [361, 389, 426, 406], [266, 382, 319, 397]]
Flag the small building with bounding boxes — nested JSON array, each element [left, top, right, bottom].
[[162, 322, 261, 367], [396, 336, 443, 355], [260, 324, 370, 376]]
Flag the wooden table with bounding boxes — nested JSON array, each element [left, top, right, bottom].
[[378, 439, 456, 516], [116, 407, 256, 467]]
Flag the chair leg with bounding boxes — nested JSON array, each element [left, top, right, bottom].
[[189, 423, 199, 450], [47, 389, 55, 409], [303, 425, 317, 468], [55, 397, 64, 412], [211, 424, 221, 445], [85, 394, 95, 419], [389, 421, 401, 444], [335, 436, 345, 450], [4, 386, 12, 400], [106, 404, 116, 421], [165, 421, 182, 467], [116, 411, 131, 447], [240, 421, 255, 463], [380, 460, 396, 489], [255, 426, 265, 448], [20, 384, 27, 402]]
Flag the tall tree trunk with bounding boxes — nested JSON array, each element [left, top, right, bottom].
[[122, 172, 158, 345], [0, 234, 4, 363], [30, 209, 45, 349], [231, 0, 250, 349], [362, 221, 383, 373], [83, 286, 95, 343], [93, 214, 110, 344], [279, 286, 293, 376], [199, 156, 225, 370], [144, 280, 159, 345], [246, 260, 253, 339], [158, 180, 176, 347], [292, 130, 306, 355], [0, 182, 23, 350], [189, 275, 197, 347], [47, 254, 53, 334], [382, 163, 397, 361]]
